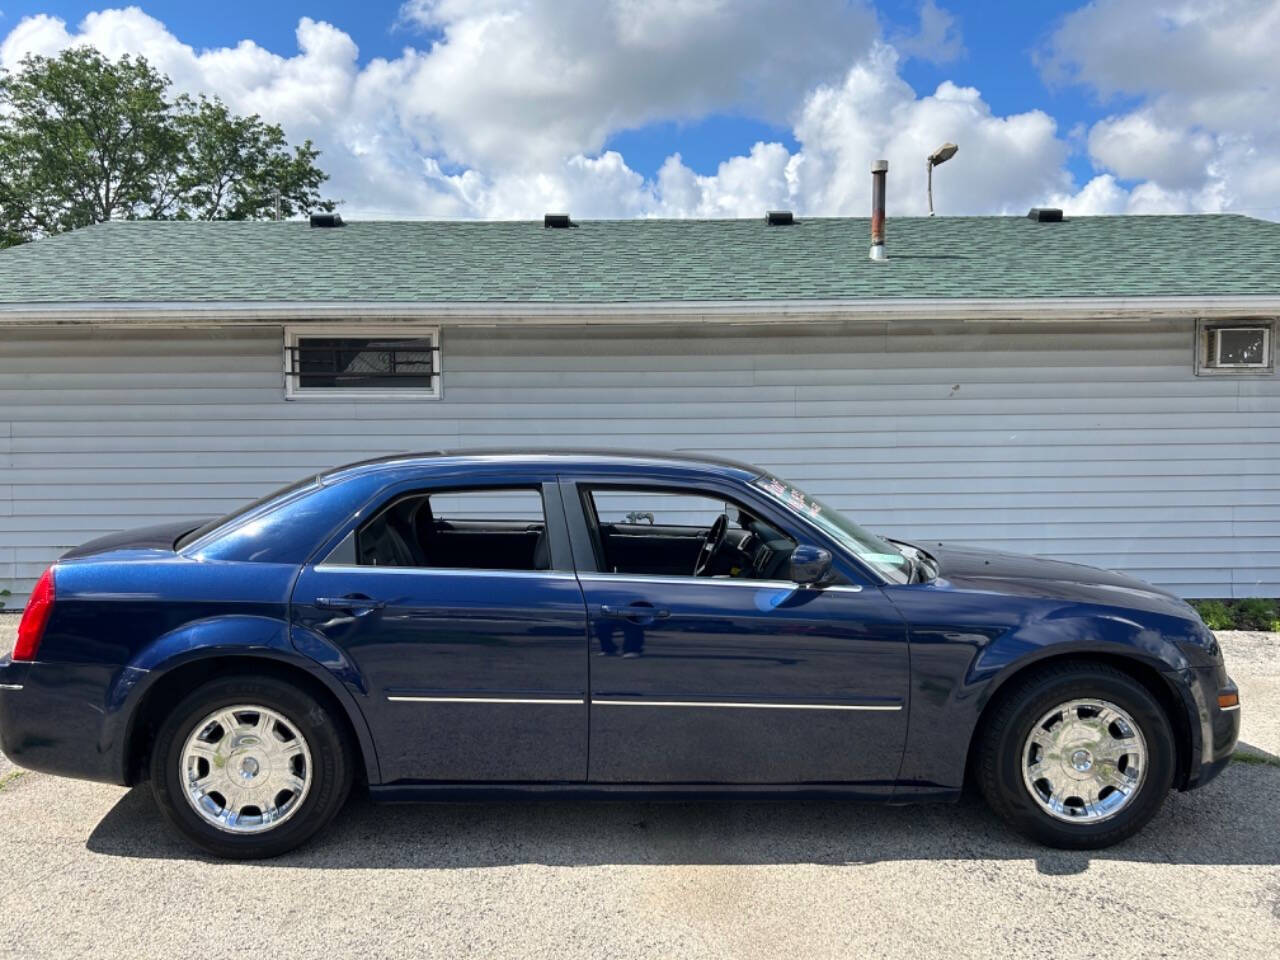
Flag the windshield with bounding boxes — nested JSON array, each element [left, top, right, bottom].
[[175, 475, 320, 550], [752, 475, 911, 584]]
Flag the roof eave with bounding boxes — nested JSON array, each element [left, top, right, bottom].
[[0, 295, 1277, 325]]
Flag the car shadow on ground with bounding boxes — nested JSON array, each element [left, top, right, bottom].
[[86, 744, 1280, 875]]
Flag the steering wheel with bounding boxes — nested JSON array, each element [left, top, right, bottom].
[[693, 514, 729, 577]]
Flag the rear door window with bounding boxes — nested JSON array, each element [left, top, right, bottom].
[[351, 487, 554, 571]]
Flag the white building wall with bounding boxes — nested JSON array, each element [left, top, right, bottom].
[[1, 317, 1277, 600]]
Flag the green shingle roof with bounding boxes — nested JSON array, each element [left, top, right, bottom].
[[1, 214, 1278, 305]]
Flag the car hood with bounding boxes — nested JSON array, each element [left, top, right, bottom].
[[907, 541, 1194, 616], [59, 518, 212, 561]]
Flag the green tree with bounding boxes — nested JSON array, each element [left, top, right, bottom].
[[174, 95, 333, 221], [0, 47, 334, 246], [0, 48, 175, 241]]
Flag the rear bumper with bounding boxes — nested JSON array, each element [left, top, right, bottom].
[[0, 657, 130, 786]]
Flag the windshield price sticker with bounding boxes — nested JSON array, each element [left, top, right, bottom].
[[780, 484, 822, 517]]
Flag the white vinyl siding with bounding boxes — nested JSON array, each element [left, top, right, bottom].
[[1, 318, 1278, 600]]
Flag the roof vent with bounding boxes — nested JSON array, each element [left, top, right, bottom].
[[765, 210, 794, 226], [544, 213, 574, 229], [309, 212, 344, 228], [1027, 207, 1063, 223]]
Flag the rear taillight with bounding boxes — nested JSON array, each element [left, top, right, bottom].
[[13, 567, 55, 662]]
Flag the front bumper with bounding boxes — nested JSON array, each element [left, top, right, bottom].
[[0, 656, 131, 785], [1180, 667, 1240, 791]]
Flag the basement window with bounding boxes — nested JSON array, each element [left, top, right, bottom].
[[1196, 319, 1274, 376], [284, 324, 441, 399]]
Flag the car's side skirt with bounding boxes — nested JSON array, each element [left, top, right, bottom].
[[368, 782, 960, 804]]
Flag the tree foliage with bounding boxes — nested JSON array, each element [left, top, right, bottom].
[[0, 47, 335, 245], [174, 95, 332, 222]]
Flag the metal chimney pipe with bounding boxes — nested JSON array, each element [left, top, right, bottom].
[[870, 160, 888, 261]]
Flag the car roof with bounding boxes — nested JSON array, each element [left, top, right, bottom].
[[319, 448, 763, 484]]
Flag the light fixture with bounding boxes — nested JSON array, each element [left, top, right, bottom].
[[927, 142, 958, 217]]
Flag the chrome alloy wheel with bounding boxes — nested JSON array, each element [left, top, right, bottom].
[[180, 705, 312, 835], [1020, 698, 1148, 824]]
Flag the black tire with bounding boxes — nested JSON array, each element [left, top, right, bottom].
[[977, 661, 1176, 849], [149, 674, 354, 859]]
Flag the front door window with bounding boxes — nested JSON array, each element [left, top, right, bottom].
[[584, 487, 800, 582]]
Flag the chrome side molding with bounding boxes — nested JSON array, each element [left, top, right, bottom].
[[386, 694, 902, 712], [593, 699, 901, 711], [387, 695, 585, 705]]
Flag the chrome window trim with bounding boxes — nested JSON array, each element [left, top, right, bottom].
[[314, 563, 577, 580], [314, 567, 865, 590], [0, 684, 23, 692], [576, 572, 862, 592], [387, 695, 584, 705], [593, 699, 901, 711]]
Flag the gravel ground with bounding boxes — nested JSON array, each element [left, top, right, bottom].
[[1, 622, 1277, 959]]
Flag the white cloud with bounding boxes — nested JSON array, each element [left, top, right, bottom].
[[1042, 0, 1280, 217], [654, 143, 799, 218], [0, 3, 878, 218], [1087, 111, 1214, 190], [1047, 175, 1128, 216], [782, 47, 1069, 216], [8, 2, 1271, 222], [467, 44, 1073, 219], [392, 0, 881, 170], [891, 1, 965, 66]]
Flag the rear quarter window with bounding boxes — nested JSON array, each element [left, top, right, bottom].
[[176, 476, 319, 549], [189, 475, 386, 565]]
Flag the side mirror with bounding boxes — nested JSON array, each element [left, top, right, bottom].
[[789, 544, 833, 586]]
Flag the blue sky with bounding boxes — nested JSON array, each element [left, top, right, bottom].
[[1, 0, 1098, 180], [1, 2, 1275, 220]]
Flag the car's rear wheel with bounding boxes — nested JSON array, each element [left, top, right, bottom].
[[149, 674, 354, 859], [977, 662, 1175, 849]]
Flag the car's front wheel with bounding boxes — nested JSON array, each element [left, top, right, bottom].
[[977, 662, 1176, 849], [149, 674, 354, 859]]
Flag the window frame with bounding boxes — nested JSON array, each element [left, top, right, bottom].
[[1195, 318, 1275, 376], [563, 477, 872, 587], [283, 322, 443, 400], [581, 484, 771, 579], [586, 488, 742, 531], [318, 480, 573, 574]]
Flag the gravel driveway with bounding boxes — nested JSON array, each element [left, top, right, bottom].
[[1, 621, 1277, 959]]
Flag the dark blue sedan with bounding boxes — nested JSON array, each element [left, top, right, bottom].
[[0, 451, 1240, 858]]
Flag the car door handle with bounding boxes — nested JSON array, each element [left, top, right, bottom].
[[316, 595, 385, 614], [599, 603, 670, 621]]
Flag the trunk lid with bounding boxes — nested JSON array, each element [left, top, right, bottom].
[[59, 518, 212, 561]]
